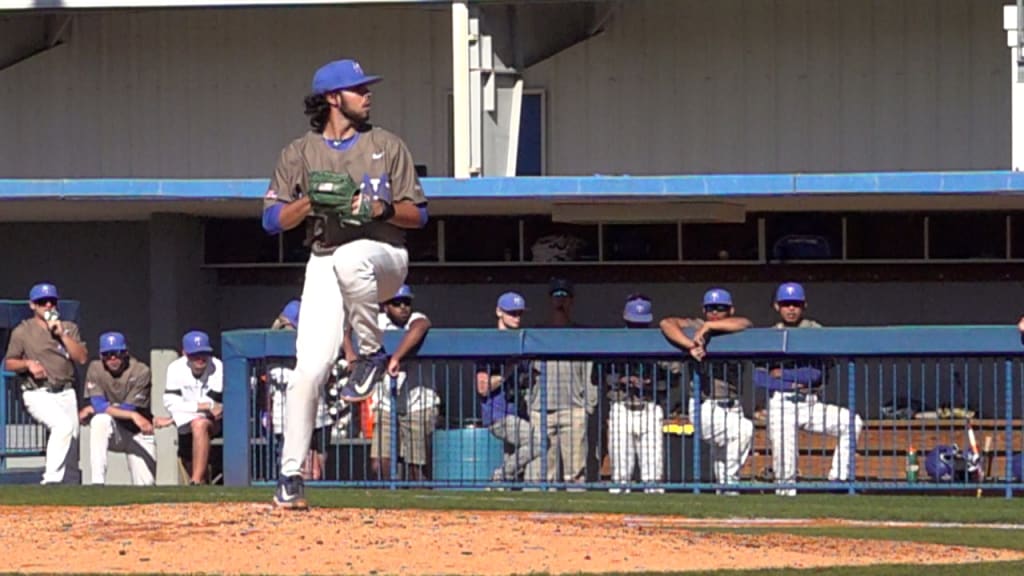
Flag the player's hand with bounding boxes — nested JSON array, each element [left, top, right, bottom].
[[387, 356, 401, 378], [693, 326, 710, 347], [153, 415, 174, 429], [210, 403, 224, 420], [1018, 316, 1024, 333], [769, 368, 783, 378], [26, 360, 47, 380], [688, 345, 706, 362], [78, 405, 95, 423], [133, 413, 154, 434]]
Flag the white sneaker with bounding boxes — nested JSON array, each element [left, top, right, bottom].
[[644, 488, 665, 494], [608, 487, 631, 494]]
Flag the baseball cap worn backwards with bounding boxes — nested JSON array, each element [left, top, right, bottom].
[[182, 330, 213, 355], [498, 292, 527, 312], [29, 283, 59, 301], [312, 59, 381, 95]]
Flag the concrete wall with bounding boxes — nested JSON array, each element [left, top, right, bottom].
[[218, 280, 1024, 330], [0, 0, 1010, 178]]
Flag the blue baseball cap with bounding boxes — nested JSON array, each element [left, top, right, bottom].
[[280, 299, 301, 328], [29, 283, 59, 302], [549, 277, 574, 297], [703, 288, 733, 307], [623, 296, 653, 324], [99, 331, 128, 354], [182, 330, 213, 355], [775, 282, 806, 303], [312, 59, 381, 95], [497, 291, 527, 312], [391, 284, 414, 300]]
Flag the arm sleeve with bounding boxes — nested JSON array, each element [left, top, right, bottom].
[[84, 362, 104, 398], [263, 142, 304, 214], [125, 366, 152, 410], [162, 363, 198, 416], [4, 328, 25, 364], [90, 396, 111, 413], [388, 137, 427, 208]]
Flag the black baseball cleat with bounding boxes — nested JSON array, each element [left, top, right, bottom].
[[340, 350, 387, 402], [274, 474, 308, 510]]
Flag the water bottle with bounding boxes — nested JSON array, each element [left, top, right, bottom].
[[905, 445, 919, 484]]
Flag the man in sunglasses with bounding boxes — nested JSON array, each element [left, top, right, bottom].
[[81, 332, 156, 486], [660, 288, 753, 491], [760, 282, 862, 496], [369, 284, 436, 481], [4, 282, 88, 484], [477, 292, 540, 484], [163, 330, 223, 485]]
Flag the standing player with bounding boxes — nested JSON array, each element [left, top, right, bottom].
[[261, 58, 428, 508], [660, 288, 754, 490], [603, 294, 667, 493], [370, 284, 436, 481], [82, 332, 156, 486], [3, 282, 88, 484], [759, 282, 863, 496]]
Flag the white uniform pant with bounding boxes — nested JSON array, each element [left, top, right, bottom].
[[22, 388, 79, 484], [281, 239, 408, 477], [608, 402, 663, 484], [691, 398, 753, 485], [88, 413, 156, 486], [768, 392, 863, 488]]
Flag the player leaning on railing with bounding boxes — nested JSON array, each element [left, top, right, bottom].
[[261, 58, 429, 509]]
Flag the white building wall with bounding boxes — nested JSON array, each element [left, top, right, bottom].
[[0, 5, 452, 178], [525, 0, 1009, 175], [0, 0, 1010, 178]]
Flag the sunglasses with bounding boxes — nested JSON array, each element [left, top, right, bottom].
[[34, 298, 58, 307], [387, 299, 412, 308], [101, 351, 124, 359], [502, 309, 524, 317], [704, 305, 731, 313], [777, 301, 804, 308]]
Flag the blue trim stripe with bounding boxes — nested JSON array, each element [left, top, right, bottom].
[[4, 171, 1024, 201]]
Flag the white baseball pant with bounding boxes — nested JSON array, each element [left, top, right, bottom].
[[608, 402, 663, 485], [280, 238, 408, 478], [22, 388, 80, 484], [768, 392, 863, 495], [691, 398, 753, 485], [89, 413, 156, 486]]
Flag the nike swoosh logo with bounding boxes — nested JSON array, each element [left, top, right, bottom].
[[353, 367, 377, 394], [372, 152, 384, 160]]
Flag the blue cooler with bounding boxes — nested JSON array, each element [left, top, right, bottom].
[[432, 426, 504, 483]]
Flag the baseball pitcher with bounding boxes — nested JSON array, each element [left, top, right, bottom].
[[261, 59, 428, 508]]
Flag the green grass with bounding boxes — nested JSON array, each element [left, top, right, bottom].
[[3, 487, 1023, 524]]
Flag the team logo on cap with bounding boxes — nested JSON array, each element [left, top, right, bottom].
[[194, 336, 203, 346], [710, 291, 721, 301], [785, 286, 796, 296], [353, 61, 364, 75], [107, 335, 118, 346]]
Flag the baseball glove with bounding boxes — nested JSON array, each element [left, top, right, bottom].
[[307, 170, 373, 225]]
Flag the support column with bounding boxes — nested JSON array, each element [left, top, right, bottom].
[[452, 1, 473, 178], [1005, 4, 1024, 170], [148, 213, 218, 485]]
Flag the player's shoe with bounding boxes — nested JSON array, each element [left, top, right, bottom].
[[340, 350, 387, 402], [274, 474, 308, 510]]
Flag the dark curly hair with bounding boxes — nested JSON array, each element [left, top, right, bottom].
[[304, 93, 330, 133]]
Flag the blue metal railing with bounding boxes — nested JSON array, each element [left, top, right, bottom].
[[220, 326, 1024, 496]]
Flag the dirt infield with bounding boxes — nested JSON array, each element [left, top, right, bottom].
[[1, 503, 1022, 574]]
